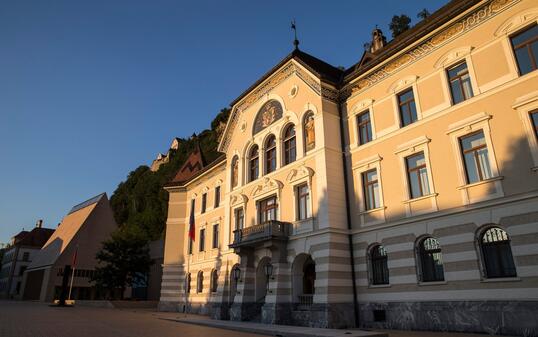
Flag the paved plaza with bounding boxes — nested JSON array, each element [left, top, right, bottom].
[[0, 301, 515, 337]]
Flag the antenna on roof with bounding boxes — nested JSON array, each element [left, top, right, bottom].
[[291, 19, 299, 50]]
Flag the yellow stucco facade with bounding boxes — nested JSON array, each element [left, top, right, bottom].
[[160, 1, 538, 334]]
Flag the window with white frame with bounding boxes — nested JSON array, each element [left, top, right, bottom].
[[459, 130, 493, 184], [510, 24, 538, 76], [234, 208, 244, 230], [357, 110, 373, 145], [447, 61, 474, 104], [362, 169, 380, 210], [258, 195, 278, 223], [397, 88, 418, 127], [405, 152, 431, 199], [296, 183, 311, 220], [212, 223, 219, 249]]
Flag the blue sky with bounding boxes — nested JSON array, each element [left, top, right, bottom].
[[0, 0, 446, 243]]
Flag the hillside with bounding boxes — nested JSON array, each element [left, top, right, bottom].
[[109, 108, 230, 240]]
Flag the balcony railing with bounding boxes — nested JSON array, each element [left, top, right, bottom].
[[230, 220, 291, 248]]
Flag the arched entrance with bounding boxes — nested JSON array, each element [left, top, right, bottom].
[[292, 254, 315, 309], [255, 257, 271, 303], [229, 264, 240, 305]]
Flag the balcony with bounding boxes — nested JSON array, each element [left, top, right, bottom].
[[230, 220, 291, 249]]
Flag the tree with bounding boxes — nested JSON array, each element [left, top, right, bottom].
[[389, 14, 411, 38], [417, 9, 431, 20], [91, 226, 153, 299]]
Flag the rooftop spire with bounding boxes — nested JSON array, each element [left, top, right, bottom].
[[291, 19, 299, 50]]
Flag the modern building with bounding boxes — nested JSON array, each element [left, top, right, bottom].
[[21, 193, 117, 301], [158, 0, 538, 335], [0, 221, 54, 299]]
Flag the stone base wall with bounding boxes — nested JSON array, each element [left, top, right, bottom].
[[359, 301, 538, 336]]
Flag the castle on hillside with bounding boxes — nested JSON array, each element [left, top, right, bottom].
[[150, 138, 181, 172], [158, 0, 538, 335]]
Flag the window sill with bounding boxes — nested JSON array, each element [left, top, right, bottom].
[[369, 283, 391, 289], [457, 176, 504, 190], [480, 277, 520, 283], [418, 280, 447, 286], [532, 166, 538, 173], [402, 193, 438, 204], [359, 206, 386, 215]]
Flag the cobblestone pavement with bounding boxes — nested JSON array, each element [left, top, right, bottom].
[[0, 300, 265, 337], [0, 301, 514, 337]]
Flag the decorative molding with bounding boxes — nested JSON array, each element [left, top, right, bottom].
[[388, 75, 419, 93], [250, 177, 283, 198], [352, 154, 383, 171], [394, 136, 431, 154], [286, 165, 314, 183], [230, 193, 248, 207], [494, 8, 538, 36], [434, 46, 474, 69], [344, 0, 520, 98], [446, 112, 492, 134]]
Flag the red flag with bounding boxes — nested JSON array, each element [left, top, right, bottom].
[[71, 247, 78, 268], [188, 200, 195, 241]]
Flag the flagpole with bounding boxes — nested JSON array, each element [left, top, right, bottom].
[[68, 245, 78, 301]]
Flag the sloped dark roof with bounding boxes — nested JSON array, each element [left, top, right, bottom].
[[344, 0, 481, 80], [168, 145, 207, 185], [230, 48, 343, 107], [68, 193, 106, 215], [166, 154, 226, 188], [17, 227, 55, 248]]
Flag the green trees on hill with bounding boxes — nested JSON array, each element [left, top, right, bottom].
[[109, 108, 230, 240]]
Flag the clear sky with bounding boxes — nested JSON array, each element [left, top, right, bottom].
[[0, 0, 446, 243]]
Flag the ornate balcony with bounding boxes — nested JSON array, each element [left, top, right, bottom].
[[230, 220, 291, 249]]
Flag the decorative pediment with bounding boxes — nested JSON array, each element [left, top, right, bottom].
[[250, 177, 283, 197], [286, 165, 314, 183], [388, 75, 418, 94], [434, 46, 473, 69], [230, 193, 248, 207], [494, 8, 538, 37]]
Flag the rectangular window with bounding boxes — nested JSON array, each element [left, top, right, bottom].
[[510, 24, 538, 75], [214, 186, 221, 208], [406, 152, 431, 199], [212, 224, 219, 249], [201, 193, 207, 213], [357, 111, 373, 145], [22, 252, 30, 262], [447, 61, 474, 104], [362, 169, 380, 210], [398, 88, 418, 127], [531, 110, 538, 140], [258, 196, 278, 223], [234, 208, 244, 230], [199, 229, 205, 252], [459, 130, 493, 184], [296, 183, 311, 220]]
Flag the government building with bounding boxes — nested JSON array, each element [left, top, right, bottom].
[[158, 0, 538, 335]]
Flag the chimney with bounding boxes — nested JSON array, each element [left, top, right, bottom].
[[370, 27, 387, 53], [36, 219, 43, 228]]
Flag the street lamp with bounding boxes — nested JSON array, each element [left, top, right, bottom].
[[264, 263, 273, 278], [233, 267, 241, 282]]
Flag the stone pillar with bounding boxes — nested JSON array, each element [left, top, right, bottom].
[[261, 241, 291, 324], [230, 248, 258, 321]]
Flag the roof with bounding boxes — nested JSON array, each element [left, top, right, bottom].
[[343, 0, 481, 81], [68, 193, 106, 215], [165, 154, 226, 188], [27, 193, 109, 270], [230, 48, 342, 107], [16, 227, 55, 248], [168, 145, 206, 185]]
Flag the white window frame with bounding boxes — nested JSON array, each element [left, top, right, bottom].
[[395, 136, 438, 216], [389, 76, 422, 128], [349, 99, 377, 151], [352, 154, 386, 226], [446, 112, 504, 205], [513, 90, 538, 172]]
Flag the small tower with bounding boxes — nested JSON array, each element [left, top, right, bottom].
[[370, 27, 387, 53]]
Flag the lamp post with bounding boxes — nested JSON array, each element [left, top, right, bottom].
[[233, 267, 241, 282], [264, 263, 273, 296]]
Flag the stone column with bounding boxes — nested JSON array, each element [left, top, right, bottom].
[[261, 241, 291, 324], [230, 248, 257, 321]]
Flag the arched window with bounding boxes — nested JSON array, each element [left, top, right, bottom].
[[370, 245, 389, 285], [210, 269, 218, 293], [265, 135, 277, 174], [249, 145, 259, 182], [185, 273, 191, 293], [303, 111, 316, 152], [418, 237, 444, 282], [231, 156, 239, 188], [480, 227, 516, 278], [283, 124, 296, 165], [197, 271, 204, 293]]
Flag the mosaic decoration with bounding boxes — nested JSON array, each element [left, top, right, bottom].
[[253, 100, 283, 135]]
